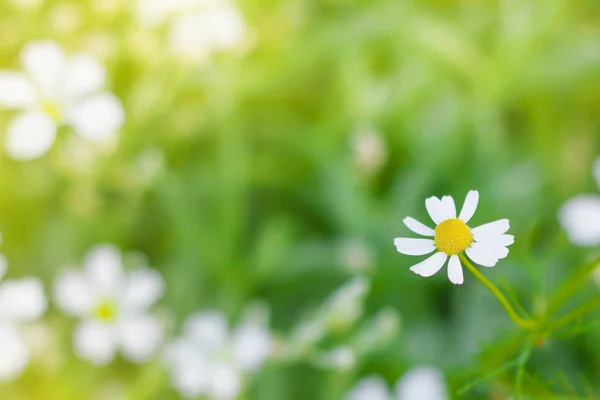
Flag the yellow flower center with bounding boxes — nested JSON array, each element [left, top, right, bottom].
[[434, 218, 473, 255], [42, 100, 62, 122], [93, 299, 117, 323]]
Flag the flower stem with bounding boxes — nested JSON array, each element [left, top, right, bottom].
[[545, 294, 600, 333], [545, 255, 600, 317], [459, 254, 537, 330]]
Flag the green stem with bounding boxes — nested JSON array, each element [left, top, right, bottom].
[[514, 339, 534, 399], [546, 255, 600, 316], [545, 294, 600, 333], [459, 254, 537, 330]]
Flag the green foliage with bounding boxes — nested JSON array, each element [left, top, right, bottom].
[[0, 0, 599, 398]]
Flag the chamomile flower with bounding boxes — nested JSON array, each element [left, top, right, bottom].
[[346, 366, 448, 400], [163, 309, 273, 400], [559, 157, 600, 246], [53, 245, 164, 365], [0, 40, 124, 160], [0, 258, 47, 380], [394, 191, 514, 285]]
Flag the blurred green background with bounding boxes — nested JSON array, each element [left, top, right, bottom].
[[0, 0, 600, 398]]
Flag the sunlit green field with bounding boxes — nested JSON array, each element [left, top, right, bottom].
[[0, 0, 600, 399]]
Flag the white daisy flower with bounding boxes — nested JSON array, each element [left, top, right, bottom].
[[136, 0, 247, 60], [0, 258, 47, 380], [164, 309, 273, 400], [53, 245, 164, 365], [394, 190, 514, 285], [347, 366, 448, 400], [0, 40, 124, 160], [559, 157, 600, 246], [347, 376, 390, 400]]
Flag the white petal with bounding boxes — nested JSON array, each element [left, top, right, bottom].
[[403, 217, 435, 236], [465, 243, 499, 267], [168, 8, 246, 58], [447, 255, 464, 285], [184, 311, 229, 352], [458, 190, 479, 223], [73, 320, 117, 365], [232, 322, 272, 371], [409, 252, 447, 278], [0, 323, 29, 380], [53, 270, 97, 317], [474, 233, 514, 247], [118, 315, 163, 363], [53, 270, 95, 316], [121, 268, 164, 312], [136, 0, 173, 26], [395, 366, 448, 400], [0, 72, 37, 108], [393, 238, 435, 256], [165, 341, 211, 398], [425, 197, 445, 224], [441, 196, 456, 219], [61, 54, 106, 100], [21, 40, 65, 97], [559, 195, 600, 246], [66, 93, 124, 142], [210, 363, 241, 400], [346, 376, 390, 400], [84, 245, 123, 298], [0, 278, 46, 321], [5, 112, 57, 160], [471, 219, 510, 237]]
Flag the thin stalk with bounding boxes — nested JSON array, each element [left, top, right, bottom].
[[545, 294, 600, 333], [514, 339, 534, 399], [546, 255, 600, 316], [459, 254, 537, 330]]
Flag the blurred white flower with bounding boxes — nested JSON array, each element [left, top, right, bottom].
[[0, 40, 124, 160], [559, 157, 600, 246], [322, 276, 369, 331], [347, 376, 390, 400], [394, 191, 514, 285], [136, 0, 247, 60], [338, 238, 375, 273], [322, 346, 355, 370], [0, 257, 47, 380], [395, 366, 448, 400], [53, 245, 164, 365], [164, 309, 273, 400], [9, 0, 42, 9], [347, 366, 447, 400], [351, 127, 387, 176]]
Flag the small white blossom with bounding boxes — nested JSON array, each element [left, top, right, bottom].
[[338, 238, 375, 273], [321, 276, 369, 331], [351, 127, 387, 176], [322, 346, 355, 370], [0, 40, 124, 160], [347, 366, 447, 400], [559, 157, 600, 246], [347, 376, 390, 400], [395, 366, 448, 400], [53, 245, 164, 365], [394, 190, 514, 285], [136, 0, 247, 61], [164, 309, 273, 400], [0, 254, 47, 380]]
